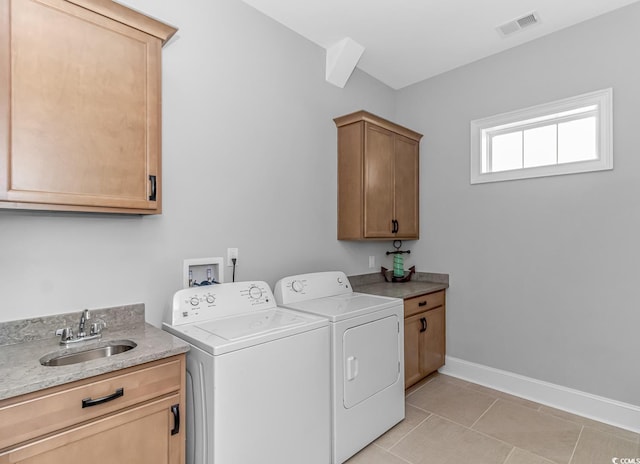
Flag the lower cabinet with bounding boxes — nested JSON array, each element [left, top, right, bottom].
[[404, 290, 446, 389], [0, 355, 186, 464]]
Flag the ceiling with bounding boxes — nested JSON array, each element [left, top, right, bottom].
[[240, 0, 640, 89]]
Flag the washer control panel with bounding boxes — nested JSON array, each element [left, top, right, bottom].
[[168, 281, 275, 326], [274, 271, 352, 305]]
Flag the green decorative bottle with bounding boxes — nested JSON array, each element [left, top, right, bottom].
[[393, 253, 404, 278]]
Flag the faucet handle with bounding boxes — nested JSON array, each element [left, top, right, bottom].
[[90, 320, 106, 336], [56, 327, 74, 342]]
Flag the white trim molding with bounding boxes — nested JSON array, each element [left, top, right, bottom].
[[440, 356, 640, 434]]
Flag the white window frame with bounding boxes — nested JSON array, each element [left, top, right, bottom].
[[470, 88, 613, 184]]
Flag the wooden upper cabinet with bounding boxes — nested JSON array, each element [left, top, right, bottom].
[[0, 0, 177, 214], [335, 110, 422, 240], [363, 124, 395, 237]]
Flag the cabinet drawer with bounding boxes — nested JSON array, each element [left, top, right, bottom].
[[0, 356, 183, 451], [1, 394, 181, 464], [404, 290, 445, 318]]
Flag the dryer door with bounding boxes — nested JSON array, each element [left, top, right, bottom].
[[343, 315, 400, 408]]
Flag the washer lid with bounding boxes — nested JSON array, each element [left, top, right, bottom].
[[197, 309, 311, 341], [282, 292, 402, 322], [162, 308, 327, 355]]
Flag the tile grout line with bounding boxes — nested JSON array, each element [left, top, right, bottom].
[[423, 411, 471, 429], [567, 425, 584, 464], [405, 402, 432, 415], [538, 407, 640, 444], [464, 405, 585, 463], [371, 443, 413, 464], [393, 408, 537, 461], [535, 405, 635, 439], [470, 397, 499, 429], [426, 411, 519, 450], [444, 373, 547, 412], [385, 413, 433, 453], [501, 446, 516, 464], [405, 375, 438, 400], [511, 448, 558, 464]]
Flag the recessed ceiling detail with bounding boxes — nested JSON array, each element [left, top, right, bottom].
[[325, 37, 365, 88], [497, 12, 541, 37]]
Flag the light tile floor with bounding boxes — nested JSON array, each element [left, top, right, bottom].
[[346, 373, 640, 464]]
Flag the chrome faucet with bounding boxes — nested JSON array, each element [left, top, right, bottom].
[[78, 309, 90, 337], [56, 309, 106, 345]]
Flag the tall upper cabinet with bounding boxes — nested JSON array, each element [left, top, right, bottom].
[[334, 111, 423, 240], [0, 0, 177, 214]]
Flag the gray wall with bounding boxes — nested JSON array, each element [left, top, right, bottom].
[[397, 3, 640, 406], [0, 0, 396, 327], [2, 0, 637, 408]]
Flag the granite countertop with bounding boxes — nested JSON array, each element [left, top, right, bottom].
[[0, 304, 189, 401], [349, 271, 449, 300]]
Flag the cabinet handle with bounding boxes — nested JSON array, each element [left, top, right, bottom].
[[82, 388, 124, 408], [418, 300, 427, 307], [391, 219, 399, 233], [171, 404, 180, 435], [149, 175, 157, 201], [420, 317, 427, 333], [395, 220, 399, 233]]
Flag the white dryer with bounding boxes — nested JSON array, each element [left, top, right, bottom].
[[163, 281, 330, 464], [274, 271, 404, 464]]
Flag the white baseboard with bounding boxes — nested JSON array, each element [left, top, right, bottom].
[[439, 356, 640, 434]]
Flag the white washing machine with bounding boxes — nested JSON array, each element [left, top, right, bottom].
[[274, 271, 404, 464], [163, 281, 330, 464]]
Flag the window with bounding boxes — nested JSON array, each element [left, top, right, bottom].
[[470, 88, 613, 184]]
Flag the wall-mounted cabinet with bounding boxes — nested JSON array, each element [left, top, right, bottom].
[[334, 110, 422, 240], [0, 0, 177, 214]]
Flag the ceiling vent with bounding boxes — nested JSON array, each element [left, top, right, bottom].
[[497, 12, 541, 37]]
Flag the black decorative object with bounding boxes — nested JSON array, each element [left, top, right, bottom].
[[382, 240, 414, 282]]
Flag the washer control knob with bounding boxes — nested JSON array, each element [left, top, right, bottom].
[[206, 295, 215, 304], [291, 280, 304, 293], [337, 276, 343, 284], [249, 285, 263, 299], [190, 297, 199, 306]]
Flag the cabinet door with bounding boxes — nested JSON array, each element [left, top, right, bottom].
[[363, 123, 395, 237], [393, 135, 419, 239], [0, 0, 162, 213], [404, 313, 424, 388], [0, 395, 182, 464], [420, 306, 446, 377]]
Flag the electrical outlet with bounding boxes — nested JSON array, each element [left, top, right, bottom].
[[369, 256, 375, 269], [227, 248, 238, 266]]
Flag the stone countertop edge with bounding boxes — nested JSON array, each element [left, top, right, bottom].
[[349, 271, 449, 300], [0, 304, 190, 401]]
